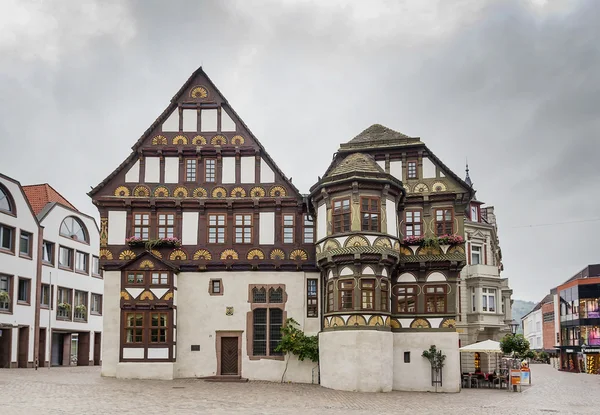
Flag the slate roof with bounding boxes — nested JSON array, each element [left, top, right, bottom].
[[339, 124, 421, 151], [326, 153, 384, 177], [22, 183, 77, 215]]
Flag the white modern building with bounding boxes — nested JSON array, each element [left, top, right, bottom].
[[0, 174, 41, 368], [522, 299, 544, 352], [0, 176, 102, 368]]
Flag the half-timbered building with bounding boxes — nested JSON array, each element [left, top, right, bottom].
[[91, 68, 474, 391]]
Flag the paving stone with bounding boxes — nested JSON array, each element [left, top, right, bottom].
[[0, 364, 598, 414]]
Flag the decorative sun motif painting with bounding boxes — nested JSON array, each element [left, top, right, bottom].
[[190, 86, 208, 99]]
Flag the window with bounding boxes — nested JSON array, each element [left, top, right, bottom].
[[91, 293, 102, 315], [472, 287, 476, 312], [125, 313, 144, 343], [210, 279, 222, 295], [186, 159, 197, 182], [332, 198, 351, 233], [42, 241, 55, 265], [361, 279, 375, 310], [397, 285, 417, 313], [0, 187, 12, 213], [57, 287, 72, 319], [205, 159, 216, 182], [339, 280, 354, 310], [404, 352, 410, 363], [470, 205, 479, 222], [303, 215, 314, 244], [92, 256, 100, 276], [327, 282, 334, 313], [126, 272, 145, 285], [151, 272, 169, 285], [407, 161, 417, 179], [157, 213, 175, 238], [435, 209, 453, 236], [360, 198, 379, 232], [0, 274, 11, 311], [208, 214, 226, 243], [235, 214, 252, 244], [283, 214, 294, 244], [250, 285, 285, 358], [74, 290, 87, 321], [0, 224, 14, 252], [58, 246, 74, 269], [482, 288, 496, 312], [75, 251, 89, 273], [60, 216, 88, 242], [405, 211, 422, 237], [41, 284, 52, 308], [425, 285, 447, 313], [307, 279, 318, 317], [471, 245, 481, 265], [133, 213, 150, 239], [19, 231, 32, 257], [17, 278, 30, 304], [150, 313, 168, 343], [381, 280, 389, 312]]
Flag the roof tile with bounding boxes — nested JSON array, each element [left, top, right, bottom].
[[22, 184, 77, 215]]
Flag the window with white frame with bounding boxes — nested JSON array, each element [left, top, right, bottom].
[[482, 288, 496, 312], [471, 287, 476, 312], [75, 251, 88, 273], [471, 245, 481, 265]]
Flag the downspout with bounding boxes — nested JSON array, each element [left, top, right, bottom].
[[33, 225, 44, 369]]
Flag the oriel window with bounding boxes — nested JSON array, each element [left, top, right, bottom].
[[126, 313, 144, 343], [435, 209, 453, 236], [339, 280, 354, 310], [425, 285, 447, 313], [380, 280, 389, 312], [150, 313, 168, 343], [360, 198, 379, 232], [397, 285, 417, 313], [361, 279, 375, 310], [307, 279, 318, 317], [405, 210, 422, 237], [333, 198, 351, 233]]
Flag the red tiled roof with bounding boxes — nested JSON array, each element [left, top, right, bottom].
[[22, 183, 77, 215]]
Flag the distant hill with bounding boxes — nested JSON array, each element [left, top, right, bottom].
[[512, 300, 537, 334]]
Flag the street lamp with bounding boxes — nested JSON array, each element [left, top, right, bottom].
[[509, 320, 519, 336]]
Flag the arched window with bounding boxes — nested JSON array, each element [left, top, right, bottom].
[[0, 186, 13, 213], [60, 216, 89, 243]]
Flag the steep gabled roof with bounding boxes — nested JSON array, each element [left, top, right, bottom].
[[0, 172, 41, 226], [88, 67, 301, 198], [22, 183, 77, 215], [339, 124, 421, 151]]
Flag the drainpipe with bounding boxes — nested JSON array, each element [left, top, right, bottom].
[[33, 225, 44, 369]]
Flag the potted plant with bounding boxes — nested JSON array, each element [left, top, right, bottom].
[[58, 302, 71, 313], [402, 236, 424, 253], [423, 345, 446, 392], [0, 290, 10, 304], [125, 236, 145, 247], [75, 304, 87, 314]]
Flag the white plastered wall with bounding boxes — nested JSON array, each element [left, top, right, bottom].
[[386, 198, 397, 237], [173, 271, 320, 382], [201, 109, 217, 132], [221, 109, 236, 132], [320, 331, 393, 392], [107, 211, 126, 245], [316, 203, 327, 241], [392, 332, 460, 392], [422, 157, 436, 179], [240, 157, 255, 184], [390, 160, 402, 181], [221, 157, 236, 184], [144, 157, 160, 183], [162, 109, 178, 132], [101, 270, 120, 377], [124, 160, 140, 183], [259, 212, 274, 245], [164, 157, 179, 184], [181, 212, 199, 245], [260, 159, 275, 183], [181, 109, 197, 132]]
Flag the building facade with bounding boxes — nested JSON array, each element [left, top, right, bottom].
[[522, 300, 544, 351], [90, 68, 478, 392], [0, 174, 41, 368], [0, 177, 102, 368], [556, 265, 600, 374]]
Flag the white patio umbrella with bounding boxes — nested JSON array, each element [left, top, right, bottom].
[[459, 340, 503, 353]]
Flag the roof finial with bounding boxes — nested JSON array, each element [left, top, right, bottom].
[[465, 158, 473, 187]]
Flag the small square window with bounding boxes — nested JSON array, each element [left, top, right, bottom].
[[209, 279, 223, 295], [404, 351, 410, 363]]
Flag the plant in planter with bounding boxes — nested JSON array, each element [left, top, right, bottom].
[[437, 234, 465, 246], [125, 236, 145, 247], [275, 318, 319, 382], [402, 236, 424, 246], [423, 345, 446, 392], [0, 290, 10, 303], [58, 302, 71, 313], [75, 304, 87, 314], [145, 237, 182, 250]]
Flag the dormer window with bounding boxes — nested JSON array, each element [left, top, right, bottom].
[[332, 198, 351, 233], [470, 205, 479, 222], [360, 197, 380, 232], [59, 216, 89, 243], [0, 186, 13, 213]]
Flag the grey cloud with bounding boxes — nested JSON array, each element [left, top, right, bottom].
[[1, 0, 599, 302]]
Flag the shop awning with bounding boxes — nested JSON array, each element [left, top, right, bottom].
[[459, 340, 503, 353]]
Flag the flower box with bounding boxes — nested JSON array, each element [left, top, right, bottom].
[[125, 237, 182, 248]]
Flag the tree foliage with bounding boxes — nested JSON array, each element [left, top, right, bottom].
[[500, 334, 531, 359], [422, 345, 446, 370], [275, 318, 319, 363]]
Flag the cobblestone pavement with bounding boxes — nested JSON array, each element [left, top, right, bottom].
[[0, 364, 598, 414]]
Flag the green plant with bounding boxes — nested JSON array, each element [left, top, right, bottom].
[[75, 304, 87, 314], [500, 334, 531, 359], [422, 237, 440, 250], [422, 345, 446, 391], [275, 318, 319, 382], [0, 290, 10, 303], [538, 351, 549, 362], [58, 302, 71, 313]]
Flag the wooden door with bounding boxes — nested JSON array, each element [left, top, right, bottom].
[[77, 332, 90, 366], [18, 326, 29, 368], [94, 332, 101, 365], [0, 328, 11, 368], [38, 328, 46, 367], [220, 337, 239, 375]]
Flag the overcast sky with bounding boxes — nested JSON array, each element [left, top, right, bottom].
[[1, 0, 599, 302]]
